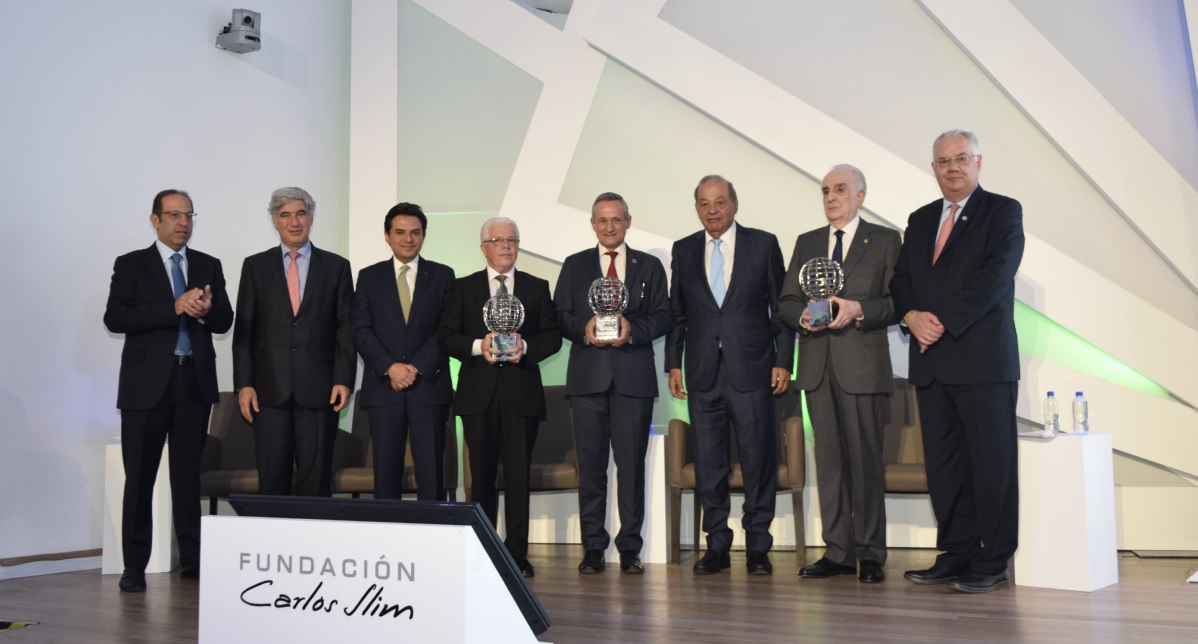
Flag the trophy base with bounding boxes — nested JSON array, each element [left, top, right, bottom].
[[494, 333, 518, 361], [807, 300, 833, 328], [594, 314, 620, 342]]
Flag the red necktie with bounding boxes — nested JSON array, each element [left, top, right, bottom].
[[933, 203, 958, 265], [605, 250, 618, 278], [287, 251, 301, 315]]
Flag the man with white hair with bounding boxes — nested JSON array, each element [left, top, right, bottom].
[[778, 165, 900, 583], [233, 187, 356, 498], [437, 217, 562, 577]]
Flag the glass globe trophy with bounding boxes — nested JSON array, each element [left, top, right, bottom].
[[482, 291, 525, 361], [588, 276, 629, 342], [798, 257, 844, 327]]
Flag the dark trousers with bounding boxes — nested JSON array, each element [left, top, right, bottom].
[[805, 359, 888, 565], [253, 397, 338, 497], [917, 380, 1019, 575], [570, 387, 653, 553], [367, 401, 449, 501], [461, 381, 539, 557], [688, 354, 777, 553], [120, 361, 209, 572]]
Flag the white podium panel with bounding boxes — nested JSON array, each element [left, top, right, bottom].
[[1015, 433, 1118, 592], [101, 442, 177, 574], [200, 515, 541, 644]]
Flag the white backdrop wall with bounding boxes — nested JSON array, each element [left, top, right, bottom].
[[5, 0, 1198, 561], [0, 0, 350, 560]]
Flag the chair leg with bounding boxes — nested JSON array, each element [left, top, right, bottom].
[[208, 496, 217, 515], [668, 488, 681, 564], [692, 493, 702, 552], [792, 488, 807, 566]]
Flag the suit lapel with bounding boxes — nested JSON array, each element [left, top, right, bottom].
[[623, 246, 642, 291], [841, 222, 868, 280], [299, 245, 325, 318], [722, 227, 747, 307], [144, 245, 174, 299], [688, 232, 719, 307], [265, 247, 291, 314], [407, 258, 432, 325], [936, 187, 983, 266]]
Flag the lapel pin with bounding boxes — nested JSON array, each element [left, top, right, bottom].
[[962, 215, 968, 221], [632, 258, 638, 264], [863, 238, 870, 245]]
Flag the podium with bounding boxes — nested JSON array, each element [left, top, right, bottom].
[[199, 497, 549, 643], [1014, 433, 1118, 592]]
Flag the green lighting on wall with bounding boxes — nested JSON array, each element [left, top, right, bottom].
[[1013, 300, 1168, 398]]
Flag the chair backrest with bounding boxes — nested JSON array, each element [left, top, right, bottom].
[[881, 377, 924, 466], [462, 384, 579, 492], [681, 392, 800, 468], [206, 391, 257, 470]]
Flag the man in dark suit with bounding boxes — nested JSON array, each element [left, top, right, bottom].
[[666, 175, 794, 576], [892, 130, 1025, 593], [777, 165, 900, 583], [437, 217, 562, 578], [554, 192, 673, 574], [233, 187, 356, 498], [351, 202, 455, 501], [104, 189, 233, 592]]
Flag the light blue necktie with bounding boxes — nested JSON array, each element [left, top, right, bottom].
[[171, 253, 191, 355], [710, 239, 725, 306]]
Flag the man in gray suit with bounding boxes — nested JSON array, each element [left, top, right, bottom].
[[777, 164, 900, 583]]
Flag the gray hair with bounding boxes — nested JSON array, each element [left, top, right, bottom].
[[480, 216, 520, 243], [267, 187, 316, 218], [694, 175, 738, 203], [829, 164, 867, 193], [592, 192, 630, 219], [933, 129, 980, 155]]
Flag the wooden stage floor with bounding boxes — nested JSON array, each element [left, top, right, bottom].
[[2, 546, 1197, 643]]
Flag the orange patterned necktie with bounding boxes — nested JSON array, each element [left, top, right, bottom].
[[933, 203, 959, 265], [287, 251, 301, 314]]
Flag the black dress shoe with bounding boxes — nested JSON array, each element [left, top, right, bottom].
[[578, 550, 605, 574], [948, 571, 1011, 593], [180, 565, 200, 580], [746, 550, 773, 575], [514, 556, 535, 578], [858, 560, 885, 583], [903, 561, 967, 585], [619, 550, 644, 574], [798, 557, 856, 578], [692, 549, 731, 575], [118, 570, 146, 593]]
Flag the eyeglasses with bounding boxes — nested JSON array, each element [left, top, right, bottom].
[[158, 211, 198, 221], [934, 154, 978, 169], [483, 237, 520, 246]]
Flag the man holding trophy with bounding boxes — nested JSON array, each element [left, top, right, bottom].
[[777, 164, 900, 583], [437, 217, 561, 578], [553, 192, 673, 574]]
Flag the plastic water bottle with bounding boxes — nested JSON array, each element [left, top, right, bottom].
[[1072, 392, 1089, 433], [1042, 391, 1059, 435]]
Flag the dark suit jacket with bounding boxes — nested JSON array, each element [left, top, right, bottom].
[[777, 220, 900, 394], [554, 246, 673, 399], [232, 245, 357, 408], [437, 268, 562, 417], [352, 256, 455, 408], [665, 224, 795, 393], [104, 244, 234, 410], [891, 186, 1025, 386]]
